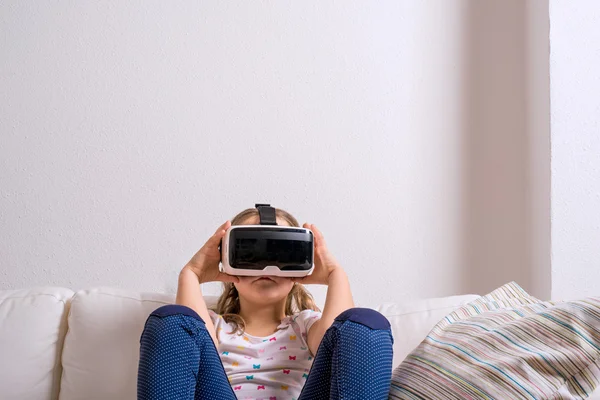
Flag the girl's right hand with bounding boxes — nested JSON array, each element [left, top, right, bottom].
[[183, 220, 239, 284]]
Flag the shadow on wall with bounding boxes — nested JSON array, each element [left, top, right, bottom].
[[459, 1, 550, 299]]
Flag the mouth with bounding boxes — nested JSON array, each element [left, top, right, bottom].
[[255, 276, 275, 282]]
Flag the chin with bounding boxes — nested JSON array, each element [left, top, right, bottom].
[[247, 286, 290, 299]]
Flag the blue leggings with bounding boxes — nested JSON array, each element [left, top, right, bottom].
[[137, 305, 394, 400]]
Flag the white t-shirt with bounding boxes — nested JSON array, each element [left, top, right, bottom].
[[208, 308, 323, 400]]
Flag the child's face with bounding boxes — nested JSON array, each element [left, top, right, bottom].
[[232, 215, 295, 309]]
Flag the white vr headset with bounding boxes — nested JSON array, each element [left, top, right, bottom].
[[219, 204, 315, 277]]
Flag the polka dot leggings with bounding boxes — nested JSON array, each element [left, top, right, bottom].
[[137, 305, 394, 400]]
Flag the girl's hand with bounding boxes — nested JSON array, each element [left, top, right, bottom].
[[292, 223, 342, 285], [183, 220, 240, 284]]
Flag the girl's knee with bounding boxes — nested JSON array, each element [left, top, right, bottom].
[[334, 307, 390, 330], [150, 304, 205, 323], [140, 304, 206, 343]]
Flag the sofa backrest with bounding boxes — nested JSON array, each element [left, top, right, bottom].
[[0, 287, 479, 400], [375, 294, 480, 367], [0, 287, 74, 400], [58, 287, 178, 400]]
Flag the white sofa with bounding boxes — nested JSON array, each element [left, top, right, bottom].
[[1, 286, 598, 400]]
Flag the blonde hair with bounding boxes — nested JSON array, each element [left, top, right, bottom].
[[210, 207, 321, 335]]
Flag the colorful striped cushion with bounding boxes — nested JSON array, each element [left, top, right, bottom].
[[389, 282, 600, 399]]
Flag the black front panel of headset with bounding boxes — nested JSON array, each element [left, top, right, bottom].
[[229, 228, 313, 270]]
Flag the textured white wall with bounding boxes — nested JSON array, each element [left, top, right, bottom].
[[550, 1, 600, 300], [1, 1, 550, 307]]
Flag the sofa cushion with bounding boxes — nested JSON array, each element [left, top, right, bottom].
[[377, 294, 480, 367], [59, 287, 220, 400], [0, 287, 73, 400], [389, 282, 600, 399]]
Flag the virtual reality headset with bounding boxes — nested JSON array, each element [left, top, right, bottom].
[[219, 204, 314, 277]]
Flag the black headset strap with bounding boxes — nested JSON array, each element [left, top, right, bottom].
[[255, 203, 277, 225]]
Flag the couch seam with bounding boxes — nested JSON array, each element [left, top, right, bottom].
[[382, 305, 468, 318], [54, 297, 72, 400], [1, 293, 71, 306], [71, 291, 220, 306], [71, 291, 175, 304]]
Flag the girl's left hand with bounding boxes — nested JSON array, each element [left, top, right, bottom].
[[291, 223, 342, 285]]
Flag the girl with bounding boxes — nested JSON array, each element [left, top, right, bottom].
[[137, 207, 394, 400]]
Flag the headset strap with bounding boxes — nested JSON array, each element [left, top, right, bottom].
[[255, 203, 277, 225]]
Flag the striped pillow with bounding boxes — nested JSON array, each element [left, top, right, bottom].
[[389, 282, 600, 399]]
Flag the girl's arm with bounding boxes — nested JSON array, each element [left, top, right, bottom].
[[306, 267, 354, 356], [175, 220, 238, 350], [292, 223, 355, 356], [175, 266, 219, 349]]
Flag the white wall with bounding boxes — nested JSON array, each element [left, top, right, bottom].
[[550, 0, 600, 300], [1, 1, 551, 308]]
